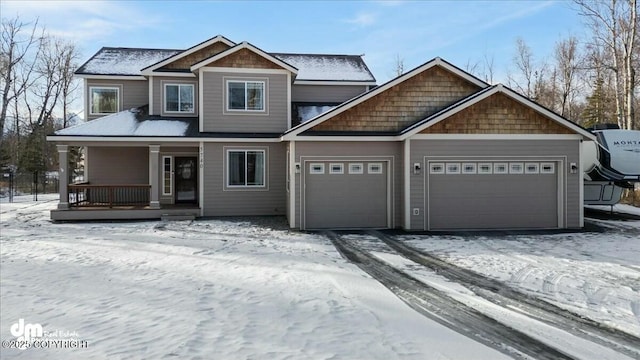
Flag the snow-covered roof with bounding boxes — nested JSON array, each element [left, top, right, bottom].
[[76, 45, 376, 82], [297, 105, 335, 123], [76, 48, 182, 76], [55, 109, 190, 136], [273, 53, 376, 82]]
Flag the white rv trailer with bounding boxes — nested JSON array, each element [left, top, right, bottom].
[[583, 127, 640, 205]]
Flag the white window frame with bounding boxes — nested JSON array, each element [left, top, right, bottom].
[[348, 163, 363, 174], [509, 162, 524, 174], [226, 149, 266, 188], [541, 162, 555, 174], [329, 163, 344, 174], [525, 163, 540, 174], [368, 163, 383, 174], [430, 162, 445, 174], [226, 80, 266, 112], [164, 83, 195, 114], [162, 156, 172, 196], [309, 163, 325, 174], [494, 163, 508, 174], [89, 86, 120, 115], [462, 163, 477, 174], [446, 163, 461, 174], [478, 163, 492, 174]]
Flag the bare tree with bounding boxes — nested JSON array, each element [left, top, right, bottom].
[[393, 53, 405, 77], [575, 0, 638, 129], [58, 41, 79, 128], [0, 17, 43, 139], [482, 52, 495, 84], [555, 37, 582, 117], [509, 37, 537, 97]]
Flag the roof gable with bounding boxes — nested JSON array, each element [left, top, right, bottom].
[[141, 35, 235, 73], [402, 84, 595, 140], [191, 42, 298, 73], [283, 57, 487, 137]]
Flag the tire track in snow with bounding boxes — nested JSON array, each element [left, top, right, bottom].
[[370, 231, 640, 359], [325, 231, 574, 360]]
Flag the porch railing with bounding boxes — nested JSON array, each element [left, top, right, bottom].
[[68, 182, 151, 208]]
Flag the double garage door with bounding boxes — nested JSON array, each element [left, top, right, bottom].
[[304, 161, 388, 229], [427, 160, 560, 230]]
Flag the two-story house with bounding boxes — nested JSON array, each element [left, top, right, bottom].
[[48, 35, 595, 231]]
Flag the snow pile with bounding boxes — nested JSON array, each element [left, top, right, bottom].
[[0, 195, 509, 360], [274, 54, 375, 82], [55, 110, 189, 137], [78, 48, 181, 76]]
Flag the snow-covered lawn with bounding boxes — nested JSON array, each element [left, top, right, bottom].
[[1, 195, 510, 360]]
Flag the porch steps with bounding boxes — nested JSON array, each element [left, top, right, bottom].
[[161, 213, 197, 221]]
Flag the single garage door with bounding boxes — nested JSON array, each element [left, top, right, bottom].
[[427, 161, 559, 230], [305, 161, 388, 229]]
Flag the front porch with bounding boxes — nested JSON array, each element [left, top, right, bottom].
[[51, 144, 201, 221]]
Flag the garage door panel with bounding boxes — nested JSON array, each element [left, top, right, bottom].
[[428, 166, 558, 230], [305, 161, 387, 229]]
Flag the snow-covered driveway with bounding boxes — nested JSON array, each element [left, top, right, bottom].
[[1, 195, 639, 359]]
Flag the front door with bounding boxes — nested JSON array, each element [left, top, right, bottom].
[[175, 157, 197, 204]]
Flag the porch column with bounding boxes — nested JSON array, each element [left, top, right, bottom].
[[149, 145, 161, 209], [57, 145, 69, 209]]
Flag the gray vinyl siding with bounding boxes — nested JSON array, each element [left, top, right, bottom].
[[86, 79, 148, 120], [202, 71, 288, 132], [293, 141, 402, 229], [409, 139, 581, 230], [86, 147, 148, 184], [202, 142, 286, 216], [151, 76, 199, 117], [291, 84, 368, 103]]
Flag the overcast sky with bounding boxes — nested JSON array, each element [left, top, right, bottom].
[[2, 0, 587, 114]]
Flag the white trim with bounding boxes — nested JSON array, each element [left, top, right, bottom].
[[88, 86, 121, 116], [478, 162, 492, 174], [410, 134, 584, 140], [199, 142, 204, 217], [293, 80, 377, 86], [509, 162, 524, 174], [283, 57, 487, 138], [148, 76, 153, 115], [280, 136, 399, 142], [541, 162, 555, 174], [401, 85, 596, 141], [191, 42, 298, 73], [163, 83, 196, 114], [200, 67, 290, 75], [494, 163, 508, 174], [445, 163, 461, 174], [141, 35, 235, 73], [289, 141, 296, 228], [142, 72, 196, 78], [287, 72, 292, 130], [404, 139, 411, 230], [47, 136, 281, 143], [198, 68, 204, 132], [76, 74, 146, 80], [579, 141, 584, 227], [524, 162, 540, 174], [224, 148, 268, 189], [461, 163, 477, 174], [162, 156, 173, 196]]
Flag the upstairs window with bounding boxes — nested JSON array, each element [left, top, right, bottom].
[[165, 84, 194, 113], [227, 80, 265, 111], [89, 87, 119, 115]]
